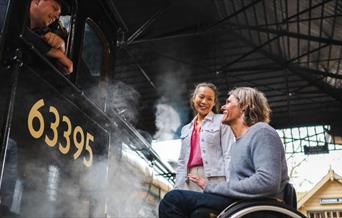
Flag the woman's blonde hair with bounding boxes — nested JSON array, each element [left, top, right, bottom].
[[190, 82, 219, 114], [228, 87, 271, 125]]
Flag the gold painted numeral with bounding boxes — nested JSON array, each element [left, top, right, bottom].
[[45, 106, 60, 147], [73, 126, 85, 160], [27, 99, 45, 139], [83, 133, 94, 167], [58, 116, 72, 154], [27, 99, 95, 167]]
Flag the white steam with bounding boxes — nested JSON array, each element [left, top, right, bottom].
[[154, 104, 181, 141], [153, 68, 190, 141], [108, 81, 141, 125]]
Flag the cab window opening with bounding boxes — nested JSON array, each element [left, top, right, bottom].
[[77, 17, 110, 110], [0, 0, 12, 60], [81, 18, 110, 78], [0, 0, 10, 35]]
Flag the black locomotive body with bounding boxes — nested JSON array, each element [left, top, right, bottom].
[[0, 0, 173, 217]]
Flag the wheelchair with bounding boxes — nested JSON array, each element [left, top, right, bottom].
[[191, 183, 307, 218]]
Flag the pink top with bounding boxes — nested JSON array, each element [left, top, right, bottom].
[[187, 120, 203, 168]]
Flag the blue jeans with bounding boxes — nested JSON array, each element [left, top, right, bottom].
[[159, 190, 236, 218]]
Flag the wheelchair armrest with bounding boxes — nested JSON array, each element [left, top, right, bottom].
[[284, 183, 297, 209]]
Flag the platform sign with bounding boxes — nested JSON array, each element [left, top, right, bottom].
[[303, 144, 329, 155], [320, 198, 342, 204]]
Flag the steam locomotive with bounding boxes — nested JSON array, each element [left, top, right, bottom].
[[0, 0, 173, 217]]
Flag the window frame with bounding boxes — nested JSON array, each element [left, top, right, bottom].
[[81, 17, 111, 81]]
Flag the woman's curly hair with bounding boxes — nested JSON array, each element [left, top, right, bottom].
[[228, 87, 271, 126]]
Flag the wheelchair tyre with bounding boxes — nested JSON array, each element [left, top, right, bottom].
[[218, 200, 306, 218]]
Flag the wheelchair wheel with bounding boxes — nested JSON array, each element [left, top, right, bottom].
[[218, 200, 306, 218]]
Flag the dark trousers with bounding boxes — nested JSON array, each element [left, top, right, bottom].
[[159, 190, 236, 218]]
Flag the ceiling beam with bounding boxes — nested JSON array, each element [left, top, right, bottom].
[[219, 36, 280, 71], [206, 0, 263, 32], [127, 3, 170, 45], [226, 22, 342, 46], [230, 31, 342, 103]]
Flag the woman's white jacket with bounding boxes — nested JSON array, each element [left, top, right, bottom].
[[175, 111, 234, 188]]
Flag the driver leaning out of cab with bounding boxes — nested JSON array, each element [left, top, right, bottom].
[[25, 0, 73, 74]]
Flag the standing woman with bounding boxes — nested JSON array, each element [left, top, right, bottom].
[[175, 82, 234, 192]]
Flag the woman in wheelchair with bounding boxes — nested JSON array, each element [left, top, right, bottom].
[[159, 87, 306, 218]]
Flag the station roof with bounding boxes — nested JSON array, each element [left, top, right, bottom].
[[112, 0, 342, 136]]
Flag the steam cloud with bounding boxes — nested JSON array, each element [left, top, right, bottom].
[[107, 81, 141, 125], [2, 138, 164, 217], [154, 104, 181, 141], [0, 81, 169, 218], [154, 69, 190, 141]]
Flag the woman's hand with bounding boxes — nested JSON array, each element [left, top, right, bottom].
[[188, 174, 207, 189]]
